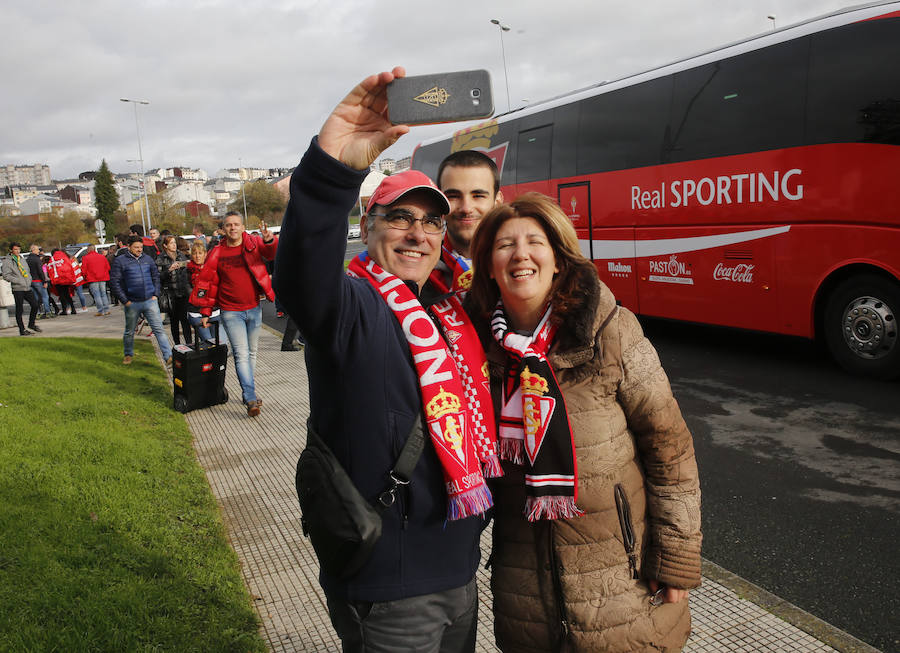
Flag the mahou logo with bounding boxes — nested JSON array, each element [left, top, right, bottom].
[[714, 263, 755, 283]]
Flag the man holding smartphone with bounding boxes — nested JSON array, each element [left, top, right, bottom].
[[275, 68, 495, 653], [431, 150, 503, 294]]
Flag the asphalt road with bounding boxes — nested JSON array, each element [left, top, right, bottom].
[[262, 240, 898, 651], [640, 318, 899, 653]]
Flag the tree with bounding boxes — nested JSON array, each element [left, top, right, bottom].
[[94, 159, 119, 232], [228, 180, 286, 225]]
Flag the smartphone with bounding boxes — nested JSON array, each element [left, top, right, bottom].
[[387, 70, 494, 125]]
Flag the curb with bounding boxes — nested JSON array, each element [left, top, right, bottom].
[[701, 559, 882, 653]]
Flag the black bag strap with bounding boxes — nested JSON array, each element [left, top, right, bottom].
[[375, 416, 425, 510]]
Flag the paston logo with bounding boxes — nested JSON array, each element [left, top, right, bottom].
[[414, 86, 450, 108], [648, 255, 694, 285]]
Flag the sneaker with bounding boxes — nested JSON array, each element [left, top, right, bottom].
[[281, 343, 301, 351], [165, 356, 173, 367], [246, 400, 261, 417], [30, 324, 42, 333], [123, 355, 133, 364], [20, 330, 33, 336], [95, 312, 104, 317], [103, 311, 111, 316]]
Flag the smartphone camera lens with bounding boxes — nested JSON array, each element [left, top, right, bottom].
[[471, 88, 481, 98]]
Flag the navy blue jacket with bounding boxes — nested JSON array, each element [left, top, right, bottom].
[[109, 251, 161, 303], [274, 139, 483, 602]]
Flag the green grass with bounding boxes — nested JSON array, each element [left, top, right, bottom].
[[0, 338, 267, 652]]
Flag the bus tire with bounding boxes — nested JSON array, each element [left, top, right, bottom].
[[824, 274, 900, 380]]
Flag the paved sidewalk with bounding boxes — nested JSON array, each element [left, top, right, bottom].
[[1, 305, 881, 652]]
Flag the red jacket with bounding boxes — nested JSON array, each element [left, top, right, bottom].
[[46, 251, 76, 285], [188, 231, 277, 317], [81, 251, 111, 282]]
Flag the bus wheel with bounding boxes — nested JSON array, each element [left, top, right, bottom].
[[824, 274, 900, 380]]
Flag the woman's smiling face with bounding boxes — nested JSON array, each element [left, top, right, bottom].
[[490, 216, 558, 331]]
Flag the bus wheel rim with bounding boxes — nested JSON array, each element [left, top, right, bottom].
[[841, 295, 896, 360]]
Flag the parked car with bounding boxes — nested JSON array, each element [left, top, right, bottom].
[[348, 224, 361, 239]]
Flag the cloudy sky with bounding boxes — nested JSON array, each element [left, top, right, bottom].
[[2, 0, 853, 181]]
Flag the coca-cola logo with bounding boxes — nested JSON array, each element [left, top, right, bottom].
[[713, 262, 755, 283]]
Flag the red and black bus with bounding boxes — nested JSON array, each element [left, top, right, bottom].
[[412, 1, 900, 379]]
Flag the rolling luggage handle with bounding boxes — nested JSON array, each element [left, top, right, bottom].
[[192, 319, 222, 350]]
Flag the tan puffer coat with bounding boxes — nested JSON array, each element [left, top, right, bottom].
[[485, 274, 702, 652]]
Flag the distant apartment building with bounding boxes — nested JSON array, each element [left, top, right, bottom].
[[59, 185, 93, 205], [394, 156, 411, 172], [0, 164, 51, 187]]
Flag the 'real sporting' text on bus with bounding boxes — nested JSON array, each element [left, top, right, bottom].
[[631, 169, 803, 209]]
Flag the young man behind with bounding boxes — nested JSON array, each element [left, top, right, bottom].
[[431, 150, 503, 294], [189, 211, 278, 417]]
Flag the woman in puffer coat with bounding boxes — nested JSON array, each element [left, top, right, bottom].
[[467, 193, 702, 653]]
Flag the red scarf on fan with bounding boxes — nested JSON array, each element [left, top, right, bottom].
[[493, 303, 583, 522], [348, 253, 501, 520], [429, 243, 473, 296]]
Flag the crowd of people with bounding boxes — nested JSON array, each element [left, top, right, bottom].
[[4, 68, 704, 653]]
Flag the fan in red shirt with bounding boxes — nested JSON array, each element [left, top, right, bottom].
[[189, 211, 277, 417], [81, 244, 112, 315]]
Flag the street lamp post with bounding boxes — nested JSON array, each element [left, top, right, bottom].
[[490, 18, 512, 112], [120, 98, 152, 231], [126, 158, 147, 233], [767, 14, 777, 30], [238, 157, 249, 224]]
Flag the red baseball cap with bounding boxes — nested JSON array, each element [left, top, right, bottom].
[[365, 170, 450, 215]]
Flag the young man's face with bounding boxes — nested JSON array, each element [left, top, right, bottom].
[[361, 190, 445, 290], [149, 229, 160, 240], [11, 245, 21, 256], [129, 241, 144, 257], [439, 165, 502, 258]]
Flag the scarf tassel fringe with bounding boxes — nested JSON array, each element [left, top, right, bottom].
[[499, 438, 525, 465], [481, 455, 504, 478], [525, 496, 585, 522], [448, 484, 494, 521]]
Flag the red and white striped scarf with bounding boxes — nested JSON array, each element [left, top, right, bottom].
[[493, 303, 583, 521], [429, 243, 473, 297], [348, 253, 501, 520]]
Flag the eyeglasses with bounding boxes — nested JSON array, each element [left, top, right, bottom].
[[369, 210, 446, 235]]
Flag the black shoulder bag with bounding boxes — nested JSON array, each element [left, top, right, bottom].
[[295, 417, 425, 580]]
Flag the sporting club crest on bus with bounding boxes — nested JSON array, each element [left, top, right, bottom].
[[451, 120, 509, 177]]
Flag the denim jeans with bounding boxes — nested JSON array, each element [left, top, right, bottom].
[[123, 298, 172, 360], [31, 281, 50, 313], [188, 313, 229, 347], [88, 281, 110, 314], [75, 285, 88, 309], [220, 305, 261, 404]]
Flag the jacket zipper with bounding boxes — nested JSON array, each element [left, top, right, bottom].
[[547, 522, 571, 647], [614, 483, 639, 579]]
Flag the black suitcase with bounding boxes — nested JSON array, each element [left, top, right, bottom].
[[172, 323, 229, 413]]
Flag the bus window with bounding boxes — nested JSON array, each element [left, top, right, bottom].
[[668, 39, 807, 162], [551, 104, 580, 180], [808, 17, 900, 146], [577, 76, 672, 175], [516, 125, 553, 185]]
